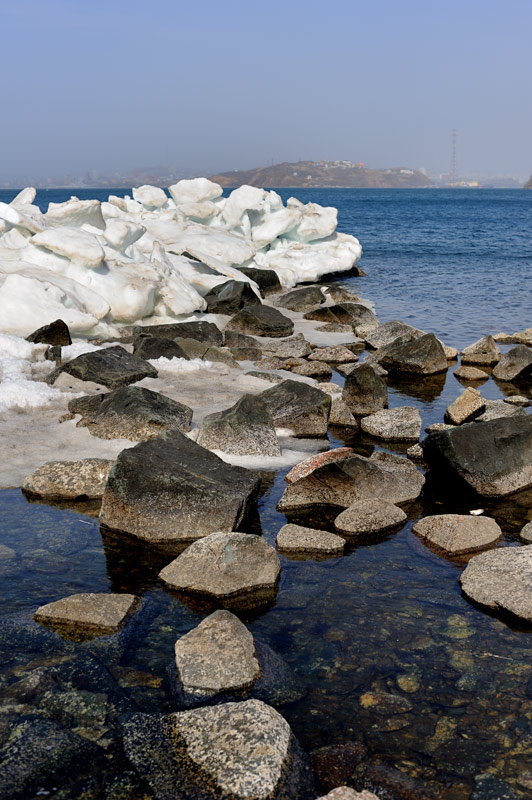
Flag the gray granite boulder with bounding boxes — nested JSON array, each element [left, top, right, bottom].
[[492, 345, 532, 383], [275, 285, 325, 310], [204, 280, 261, 314], [460, 335, 501, 366], [342, 363, 388, 416], [50, 345, 157, 389], [22, 458, 114, 500], [132, 320, 223, 346], [121, 700, 312, 800], [276, 524, 345, 556], [226, 305, 294, 338], [26, 318, 72, 346], [360, 406, 422, 441], [263, 332, 312, 359], [364, 320, 424, 350], [100, 430, 261, 549], [308, 345, 358, 363], [423, 415, 532, 497], [412, 514, 502, 555], [34, 593, 140, 637], [285, 359, 333, 379], [258, 379, 331, 437], [197, 394, 281, 456], [159, 532, 280, 609], [444, 387, 486, 425], [460, 547, 532, 621], [132, 334, 190, 361], [376, 332, 448, 375], [334, 499, 407, 538]]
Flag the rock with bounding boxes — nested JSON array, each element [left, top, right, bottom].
[[26, 318, 72, 346], [424, 422, 455, 434], [365, 320, 424, 350], [276, 523, 345, 556], [304, 302, 379, 330], [197, 394, 281, 456], [22, 458, 113, 500], [173, 337, 210, 359], [407, 443, 425, 462], [317, 323, 355, 334], [308, 345, 359, 364], [100, 430, 261, 548], [520, 521, 532, 543], [443, 345, 459, 360], [444, 387, 486, 424], [132, 320, 223, 346], [492, 345, 532, 382], [412, 514, 502, 555], [34, 593, 140, 637], [342, 364, 388, 416], [258, 379, 331, 437], [352, 761, 434, 800], [74, 385, 193, 440], [460, 335, 501, 366], [376, 332, 448, 375], [460, 547, 532, 621], [204, 280, 261, 314], [203, 346, 240, 368], [237, 266, 282, 295], [254, 356, 284, 371], [319, 382, 343, 395], [224, 331, 263, 361], [278, 453, 424, 513], [471, 774, 519, 800], [504, 395, 530, 407], [475, 399, 526, 422], [285, 448, 354, 483], [329, 397, 359, 428], [360, 406, 422, 441], [317, 790, 379, 800], [359, 691, 413, 714], [225, 305, 294, 338], [310, 742, 368, 796], [276, 285, 325, 310], [51, 345, 158, 389], [263, 332, 312, 359], [132, 334, 190, 360], [286, 360, 333, 379], [159, 532, 280, 608], [334, 499, 407, 538], [454, 365, 489, 381], [423, 415, 532, 497], [246, 370, 284, 384], [121, 700, 312, 800]]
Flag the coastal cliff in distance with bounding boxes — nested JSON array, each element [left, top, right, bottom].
[[210, 160, 434, 189], [524, 173, 532, 189]]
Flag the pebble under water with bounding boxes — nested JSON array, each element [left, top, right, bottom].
[[1, 188, 532, 799]]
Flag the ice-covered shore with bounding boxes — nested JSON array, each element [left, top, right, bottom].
[[0, 179, 361, 338]]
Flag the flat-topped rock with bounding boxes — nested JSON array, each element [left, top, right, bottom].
[[226, 305, 294, 338], [275, 285, 325, 310], [492, 345, 532, 383], [237, 266, 282, 295], [475, 399, 526, 423], [329, 397, 359, 428], [361, 406, 421, 441], [460, 335, 501, 366], [34, 593, 140, 637], [285, 448, 353, 484], [365, 320, 424, 350], [376, 332, 448, 375], [132, 320, 223, 346], [258, 379, 331, 437], [308, 345, 359, 364], [444, 387, 486, 425], [100, 430, 261, 548], [454, 365, 489, 381], [413, 514, 502, 555], [304, 302, 378, 330], [504, 395, 531, 407], [26, 318, 72, 346], [262, 332, 312, 359], [197, 394, 281, 456], [204, 280, 261, 314], [132, 334, 190, 361], [286, 359, 333, 379], [460, 547, 532, 621], [73, 385, 193, 440], [121, 700, 312, 800], [342, 363, 388, 416], [334, 499, 406, 538], [159, 532, 280, 608], [22, 458, 114, 500], [51, 345, 158, 389], [246, 370, 284, 384], [276, 524, 345, 556], [520, 521, 532, 543]]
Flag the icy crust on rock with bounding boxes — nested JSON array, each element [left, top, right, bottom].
[[0, 179, 362, 337]]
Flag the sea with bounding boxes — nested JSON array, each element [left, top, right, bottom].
[[1, 187, 531, 798]]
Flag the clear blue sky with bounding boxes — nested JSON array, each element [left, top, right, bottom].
[[2, 0, 531, 180]]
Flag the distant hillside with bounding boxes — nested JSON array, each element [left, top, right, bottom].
[[524, 173, 532, 189], [210, 160, 434, 189]]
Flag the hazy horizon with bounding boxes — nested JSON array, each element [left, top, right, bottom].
[[2, 0, 531, 183]]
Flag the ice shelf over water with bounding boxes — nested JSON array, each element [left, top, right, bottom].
[[0, 180, 362, 337]]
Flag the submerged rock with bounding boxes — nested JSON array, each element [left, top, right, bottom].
[[204, 280, 261, 314], [460, 335, 501, 366], [226, 305, 294, 338], [376, 332, 448, 375], [454, 365, 489, 382], [34, 592, 140, 637], [51, 345, 158, 389], [26, 318, 72, 346], [492, 345, 532, 383], [197, 394, 281, 456], [412, 514, 502, 555], [342, 363, 388, 416], [360, 406, 422, 441], [444, 387, 486, 425], [258, 379, 331, 437], [22, 458, 113, 500], [276, 523, 345, 556], [334, 499, 407, 538], [460, 547, 532, 621]]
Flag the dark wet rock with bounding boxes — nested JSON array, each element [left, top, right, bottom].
[[364, 320, 424, 350], [359, 691, 413, 714], [100, 430, 261, 549], [237, 266, 282, 295], [34, 592, 140, 637], [361, 406, 422, 441], [121, 700, 312, 800], [26, 318, 72, 346], [159, 532, 280, 609], [276, 285, 326, 311], [203, 346, 240, 368], [204, 280, 261, 314], [51, 345, 158, 389], [22, 458, 114, 500], [470, 774, 518, 800], [246, 370, 284, 384], [492, 344, 532, 383], [334, 499, 407, 538], [276, 523, 345, 556], [226, 305, 294, 338], [258, 379, 331, 437], [285, 448, 353, 484], [308, 345, 359, 364], [0, 613, 76, 658], [352, 760, 435, 800], [460, 335, 501, 366], [133, 334, 190, 361], [444, 387, 486, 425], [0, 718, 100, 800], [263, 332, 313, 359], [329, 397, 359, 428], [132, 320, 223, 346], [286, 359, 333, 379], [278, 452, 424, 514], [474, 399, 526, 423], [376, 332, 448, 376], [68, 392, 105, 416], [454, 365, 489, 382], [197, 394, 281, 456], [310, 743, 368, 796], [412, 514, 502, 555], [423, 414, 532, 497], [460, 547, 532, 621], [304, 303, 379, 330], [74, 385, 193, 440], [342, 364, 388, 416], [224, 330, 263, 361], [520, 521, 532, 543]]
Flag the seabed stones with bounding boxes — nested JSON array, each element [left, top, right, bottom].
[[460, 547, 532, 622]]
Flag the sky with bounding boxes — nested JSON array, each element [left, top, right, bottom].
[[2, 0, 531, 181]]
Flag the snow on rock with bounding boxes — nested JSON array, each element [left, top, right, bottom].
[[0, 333, 68, 412]]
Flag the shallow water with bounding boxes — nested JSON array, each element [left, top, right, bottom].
[[1, 188, 532, 798]]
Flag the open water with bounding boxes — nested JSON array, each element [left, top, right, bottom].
[[1, 188, 532, 798]]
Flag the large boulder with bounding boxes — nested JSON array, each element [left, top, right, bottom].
[[460, 547, 532, 621], [131, 320, 223, 346], [121, 700, 312, 800], [26, 318, 72, 346], [492, 345, 532, 383], [22, 458, 114, 500], [73, 385, 193, 440], [197, 394, 281, 456], [423, 415, 532, 497], [460, 335, 501, 366], [159, 532, 280, 609], [412, 514, 502, 555], [360, 406, 421, 441], [225, 306, 294, 338], [204, 280, 261, 314], [100, 431, 261, 549], [342, 364, 388, 416], [376, 333, 448, 375], [33, 593, 140, 637], [258, 379, 331, 437], [51, 345, 158, 389]]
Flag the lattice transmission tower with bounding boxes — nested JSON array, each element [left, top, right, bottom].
[[450, 129, 458, 184]]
